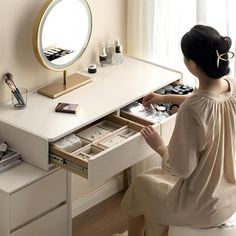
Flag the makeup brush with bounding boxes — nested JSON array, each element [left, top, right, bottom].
[[4, 73, 25, 105]]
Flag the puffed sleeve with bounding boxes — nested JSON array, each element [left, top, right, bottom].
[[162, 103, 203, 178]]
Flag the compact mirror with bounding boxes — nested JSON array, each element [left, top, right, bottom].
[[33, 0, 92, 98]]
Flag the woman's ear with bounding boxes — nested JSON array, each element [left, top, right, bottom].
[[184, 58, 197, 74], [188, 59, 197, 70]]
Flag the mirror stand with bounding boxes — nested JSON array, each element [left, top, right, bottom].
[[37, 71, 92, 98], [33, 0, 93, 99]]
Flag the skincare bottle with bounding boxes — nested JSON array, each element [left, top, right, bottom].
[[99, 46, 108, 67], [113, 39, 124, 64], [105, 40, 114, 64]]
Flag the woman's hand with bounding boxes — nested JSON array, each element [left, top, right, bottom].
[[141, 125, 167, 157], [142, 93, 164, 107]]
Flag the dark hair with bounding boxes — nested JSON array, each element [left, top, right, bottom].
[[181, 25, 232, 79]]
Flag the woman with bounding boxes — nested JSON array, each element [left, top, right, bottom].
[[114, 25, 236, 236]]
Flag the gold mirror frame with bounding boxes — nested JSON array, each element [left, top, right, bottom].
[[33, 0, 93, 98]]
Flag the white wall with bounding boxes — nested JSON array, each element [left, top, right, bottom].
[[0, 0, 127, 204]]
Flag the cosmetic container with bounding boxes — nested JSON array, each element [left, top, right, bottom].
[[99, 47, 108, 67], [113, 39, 124, 64], [88, 64, 97, 74], [155, 105, 166, 112], [105, 40, 114, 64], [11, 87, 27, 109]]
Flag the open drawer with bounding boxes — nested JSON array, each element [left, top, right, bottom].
[[120, 104, 176, 144], [50, 114, 160, 186], [118, 81, 193, 144]]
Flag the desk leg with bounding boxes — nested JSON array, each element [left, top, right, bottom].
[[122, 168, 130, 192], [67, 171, 72, 236]]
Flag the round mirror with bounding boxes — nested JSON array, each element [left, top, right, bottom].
[[33, 0, 93, 98], [33, 0, 92, 71]]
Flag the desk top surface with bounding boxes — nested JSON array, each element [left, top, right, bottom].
[[0, 57, 181, 141]]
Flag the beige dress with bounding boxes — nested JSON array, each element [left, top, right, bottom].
[[121, 78, 236, 236]]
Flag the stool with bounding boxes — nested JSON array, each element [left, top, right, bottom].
[[168, 225, 236, 236]]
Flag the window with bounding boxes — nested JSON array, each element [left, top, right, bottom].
[[127, 0, 236, 85]]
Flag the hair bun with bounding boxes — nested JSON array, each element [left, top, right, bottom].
[[220, 36, 232, 51], [181, 25, 232, 78]]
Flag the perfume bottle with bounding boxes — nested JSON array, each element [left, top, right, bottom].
[[99, 46, 108, 67], [113, 39, 124, 64], [105, 40, 114, 64]]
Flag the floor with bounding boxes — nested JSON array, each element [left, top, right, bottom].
[[72, 192, 128, 236]]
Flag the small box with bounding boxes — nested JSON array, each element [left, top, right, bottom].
[[55, 102, 79, 114]]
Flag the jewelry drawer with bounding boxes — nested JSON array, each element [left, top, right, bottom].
[[50, 114, 160, 185]]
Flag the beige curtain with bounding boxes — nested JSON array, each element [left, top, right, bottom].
[[127, 0, 155, 60], [127, 0, 162, 178], [197, 0, 236, 80]]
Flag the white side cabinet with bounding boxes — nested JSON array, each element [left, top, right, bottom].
[[0, 162, 70, 236]]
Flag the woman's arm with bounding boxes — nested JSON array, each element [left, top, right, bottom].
[[142, 93, 192, 107], [140, 93, 192, 156]]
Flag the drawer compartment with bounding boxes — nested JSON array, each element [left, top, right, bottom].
[[121, 102, 177, 144], [120, 82, 192, 142], [10, 169, 66, 230], [118, 80, 192, 144], [11, 204, 67, 236], [50, 115, 160, 185], [121, 107, 176, 144]]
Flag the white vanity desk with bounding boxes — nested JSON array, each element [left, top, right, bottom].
[[0, 57, 181, 236]]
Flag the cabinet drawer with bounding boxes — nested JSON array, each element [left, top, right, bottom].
[[50, 115, 160, 185], [119, 80, 192, 145], [11, 204, 67, 236], [10, 169, 66, 230], [121, 107, 176, 145]]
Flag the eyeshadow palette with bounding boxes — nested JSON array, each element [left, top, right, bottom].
[[44, 47, 74, 61]]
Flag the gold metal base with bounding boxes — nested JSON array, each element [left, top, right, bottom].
[[38, 73, 92, 99]]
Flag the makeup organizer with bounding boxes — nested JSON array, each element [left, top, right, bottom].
[[50, 115, 144, 178], [121, 82, 193, 124]]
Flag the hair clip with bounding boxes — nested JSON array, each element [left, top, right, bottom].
[[216, 50, 234, 68]]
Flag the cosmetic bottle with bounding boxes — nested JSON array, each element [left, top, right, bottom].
[[99, 46, 108, 67], [113, 39, 124, 64], [105, 40, 114, 64]]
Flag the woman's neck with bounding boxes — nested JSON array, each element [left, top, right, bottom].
[[198, 75, 229, 94]]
